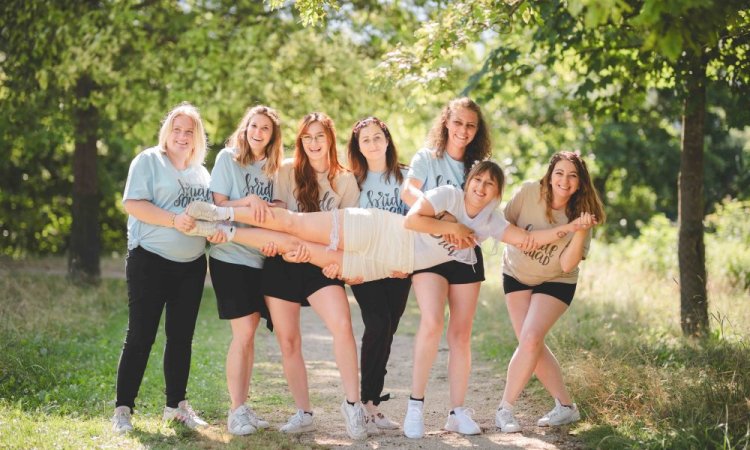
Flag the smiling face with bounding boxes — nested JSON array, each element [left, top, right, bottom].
[[550, 159, 580, 203], [245, 113, 274, 157], [300, 121, 330, 168], [445, 107, 479, 154], [166, 114, 195, 165], [357, 122, 388, 169], [462, 170, 501, 218]]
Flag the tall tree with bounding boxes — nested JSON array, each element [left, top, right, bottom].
[[367, 0, 750, 336]]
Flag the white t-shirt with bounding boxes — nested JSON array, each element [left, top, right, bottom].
[[413, 186, 508, 270], [123, 147, 211, 262], [502, 181, 591, 285], [208, 147, 273, 268]]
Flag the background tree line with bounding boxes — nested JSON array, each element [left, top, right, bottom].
[[1, 0, 748, 334]]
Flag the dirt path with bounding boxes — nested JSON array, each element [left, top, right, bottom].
[[258, 292, 583, 449]]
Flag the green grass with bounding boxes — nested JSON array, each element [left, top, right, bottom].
[[2, 216, 749, 449], [474, 236, 750, 449], [0, 271, 323, 449]]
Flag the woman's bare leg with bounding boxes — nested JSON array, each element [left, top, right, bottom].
[[231, 228, 342, 270], [233, 207, 345, 249]]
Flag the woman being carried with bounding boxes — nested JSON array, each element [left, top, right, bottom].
[[184, 161, 596, 287]]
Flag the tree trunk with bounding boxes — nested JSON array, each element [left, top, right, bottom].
[[678, 55, 708, 336], [68, 74, 101, 284]]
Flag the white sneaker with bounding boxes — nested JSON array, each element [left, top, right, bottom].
[[279, 409, 314, 433], [366, 415, 381, 435], [186, 201, 232, 221], [495, 407, 521, 433], [227, 405, 257, 436], [372, 412, 399, 430], [403, 399, 425, 439], [245, 406, 270, 429], [340, 401, 368, 440], [184, 221, 235, 239], [111, 406, 133, 434], [444, 406, 481, 435], [163, 400, 208, 429], [537, 399, 580, 427]]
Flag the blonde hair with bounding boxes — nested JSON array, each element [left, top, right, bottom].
[[226, 105, 283, 177], [157, 102, 208, 166]]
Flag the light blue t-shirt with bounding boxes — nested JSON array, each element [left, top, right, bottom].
[[123, 146, 211, 262], [413, 186, 507, 270], [357, 168, 409, 215], [208, 148, 273, 268], [406, 147, 465, 192]]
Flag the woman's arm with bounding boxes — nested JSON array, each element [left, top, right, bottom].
[[558, 212, 597, 272], [123, 199, 194, 233], [400, 177, 425, 208], [501, 212, 596, 253], [403, 195, 476, 246]]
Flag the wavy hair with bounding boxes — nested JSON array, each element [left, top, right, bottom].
[[539, 151, 607, 224], [347, 116, 407, 187], [293, 112, 347, 212], [425, 97, 491, 176], [226, 105, 283, 177], [158, 102, 208, 166]]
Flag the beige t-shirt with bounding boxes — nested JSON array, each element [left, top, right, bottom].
[[273, 158, 359, 212], [502, 181, 591, 285]]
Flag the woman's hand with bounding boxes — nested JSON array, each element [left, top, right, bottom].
[[174, 212, 195, 233], [245, 194, 273, 223], [514, 231, 539, 251], [260, 242, 279, 257], [206, 230, 227, 244], [282, 244, 311, 263], [571, 212, 598, 232], [389, 271, 410, 279], [322, 263, 342, 279], [343, 276, 364, 285]]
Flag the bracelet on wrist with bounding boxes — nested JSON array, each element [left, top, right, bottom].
[[170, 213, 177, 227]]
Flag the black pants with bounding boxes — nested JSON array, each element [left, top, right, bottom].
[[115, 247, 207, 409], [351, 277, 411, 405]]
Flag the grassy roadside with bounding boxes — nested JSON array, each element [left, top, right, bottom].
[[0, 270, 322, 449], [474, 230, 750, 449]]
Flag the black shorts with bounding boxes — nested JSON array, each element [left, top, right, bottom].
[[261, 255, 344, 306], [502, 273, 577, 306], [209, 257, 269, 321], [412, 246, 485, 284]]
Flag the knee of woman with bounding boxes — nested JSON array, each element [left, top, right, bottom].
[[446, 328, 472, 347], [518, 331, 545, 353], [276, 336, 301, 356], [231, 332, 255, 349], [419, 316, 444, 337]]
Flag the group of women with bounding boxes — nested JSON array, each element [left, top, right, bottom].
[[110, 98, 606, 441]]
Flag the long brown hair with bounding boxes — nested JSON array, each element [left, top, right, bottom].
[[426, 97, 491, 176], [539, 151, 607, 224], [347, 116, 406, 187], [293, 112, 347, 212], [225, 105, 283, 177]]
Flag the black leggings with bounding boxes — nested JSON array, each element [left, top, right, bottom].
[[115, 247, 207, 409], [351, 277, 412, 405]]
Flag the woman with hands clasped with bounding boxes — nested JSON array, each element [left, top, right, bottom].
[[494, 151, 606, 434], [111, 102, 226, 434]]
